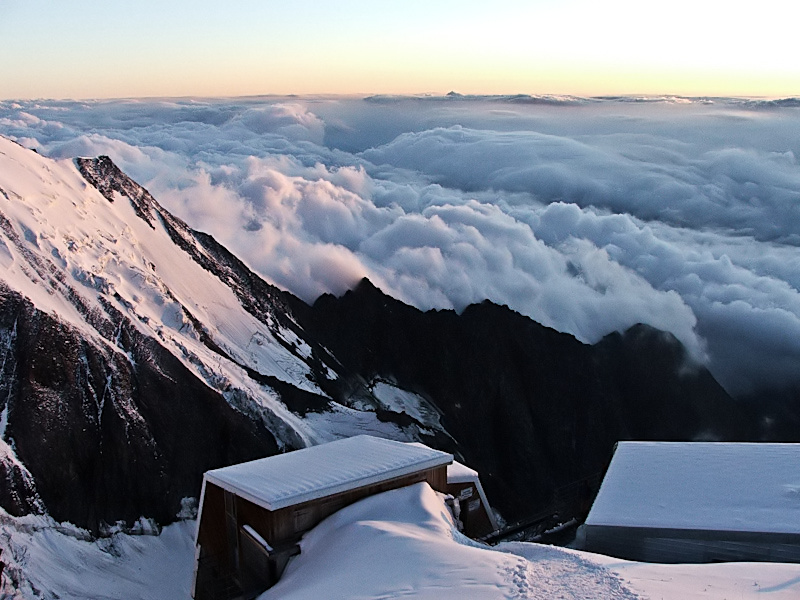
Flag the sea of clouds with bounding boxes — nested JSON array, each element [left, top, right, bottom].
[[1, 95, 799, 397]]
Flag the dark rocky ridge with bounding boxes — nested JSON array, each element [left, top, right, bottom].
[[76, 156, 159, 227], [292, 278, 752, 521]]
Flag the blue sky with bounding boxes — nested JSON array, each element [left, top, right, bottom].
[[1, 0, 798, 99]]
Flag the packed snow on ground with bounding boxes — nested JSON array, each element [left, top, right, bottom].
[[2, 484, 800, 599], [260, 482, 800, 600], [0, 509, 195, 600]]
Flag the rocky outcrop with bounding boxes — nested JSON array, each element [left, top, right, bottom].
[[76, 156, 159, 227], [0, 284, 279, 532]]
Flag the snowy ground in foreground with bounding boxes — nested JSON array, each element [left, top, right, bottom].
[[0, 512, 195, 600], [2, 485, 800, 599]]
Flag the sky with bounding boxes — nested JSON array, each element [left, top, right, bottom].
[[1, 0, 799, 99], [1, 2, 800, 398], [2, 96, 799, 399]]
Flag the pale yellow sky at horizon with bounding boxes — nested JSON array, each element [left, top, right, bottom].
[[0, 0, 797, 100]]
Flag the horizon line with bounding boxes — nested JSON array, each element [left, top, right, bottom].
[[3, 92, 799, 104]]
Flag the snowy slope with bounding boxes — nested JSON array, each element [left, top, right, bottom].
[[0, 137, 453, 451], [0, 508, 196, 600], [2, 134, 471, 537], [0, 137, 326, 444], [2, 485, 798, 600]]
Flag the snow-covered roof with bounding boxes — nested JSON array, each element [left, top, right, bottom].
[[586, 442, 800, 534], [446, 461, 479, 484], [204, 435, 453, 511]]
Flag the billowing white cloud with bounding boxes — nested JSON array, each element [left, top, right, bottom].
[[363, 126, 800, 244], [2, 96, 799, 396]]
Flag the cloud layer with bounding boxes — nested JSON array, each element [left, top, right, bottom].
[[2, 96, 799, 396]]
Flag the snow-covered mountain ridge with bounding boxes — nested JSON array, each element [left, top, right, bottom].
[[0, 135, 455, 530], [0, 135, 783, 536]]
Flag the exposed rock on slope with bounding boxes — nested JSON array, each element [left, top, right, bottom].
[[0, 274, 280, 530]]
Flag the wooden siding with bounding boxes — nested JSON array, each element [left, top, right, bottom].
[[445, 481, 495, 539], [194, 465, 449, 599], [583, 524, 800, 564]]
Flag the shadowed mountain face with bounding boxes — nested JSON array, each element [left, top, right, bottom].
[[293, 279, 749, 520], [0, 140, 778, 532]]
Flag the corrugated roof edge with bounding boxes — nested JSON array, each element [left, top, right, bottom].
[[203, 437, 453, 511]]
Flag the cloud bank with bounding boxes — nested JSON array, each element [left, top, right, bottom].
[[1, 96, 799, 397]]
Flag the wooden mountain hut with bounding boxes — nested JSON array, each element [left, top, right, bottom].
[[192, 435, 496, 599], [446, 460, 499, 538]]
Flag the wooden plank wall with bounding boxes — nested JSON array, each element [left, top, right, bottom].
[[239, 465, 449, 548], [194, 464, 450, 598], [446, 481, 495, 539]]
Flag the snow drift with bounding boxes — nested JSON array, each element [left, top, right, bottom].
[[4, 484, 799, 599]]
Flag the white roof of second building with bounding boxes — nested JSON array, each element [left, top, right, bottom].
[[586, 442, 800, 534], [446, 460, 480, 484], [204, 435, 453, 511]]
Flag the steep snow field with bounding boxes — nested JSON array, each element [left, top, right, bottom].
[[2, 484, 799, 600], [0, 136, 323, 444]]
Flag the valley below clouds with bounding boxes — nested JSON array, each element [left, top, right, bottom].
[[2, 95, 799, 398]]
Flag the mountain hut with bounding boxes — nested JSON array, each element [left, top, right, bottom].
[[580, 441, 800, 564], [192, 435, 497, 599]]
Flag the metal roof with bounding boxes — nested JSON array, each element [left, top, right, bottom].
[[586, 442, 800, 534], [203, 435, 453, 511]]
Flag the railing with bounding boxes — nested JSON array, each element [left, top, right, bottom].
[[482, 472, 604, 545]]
